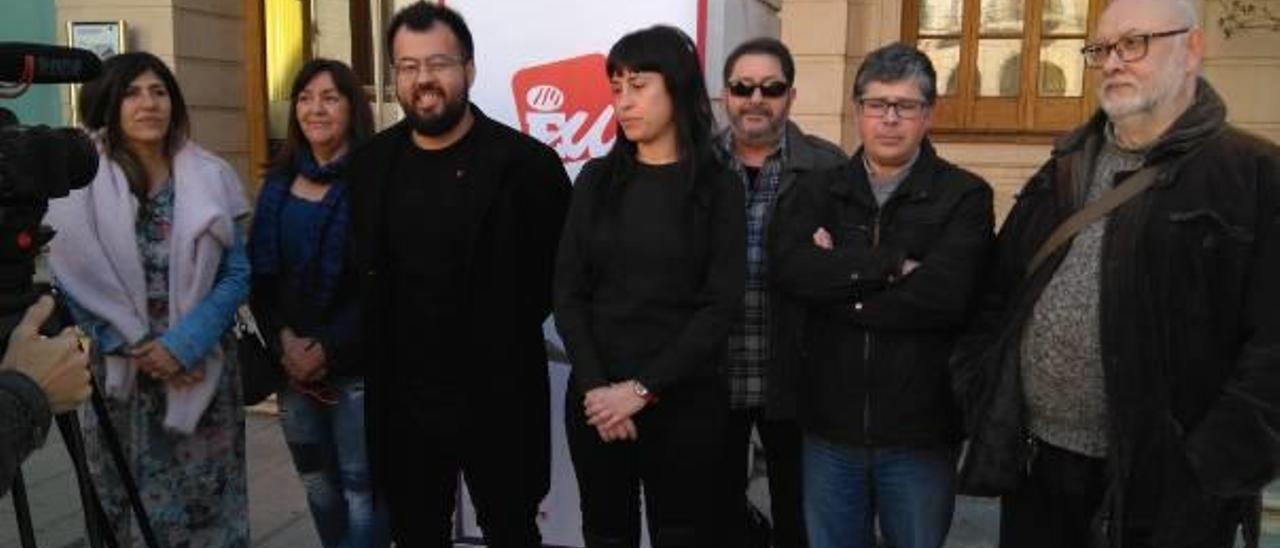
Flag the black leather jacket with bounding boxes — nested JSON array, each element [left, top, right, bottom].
[[770, 140, 994, 448]]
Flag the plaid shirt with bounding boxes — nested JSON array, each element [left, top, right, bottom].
[[717, 130, 789, 409]]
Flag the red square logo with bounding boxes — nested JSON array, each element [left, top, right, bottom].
[[512, 54, 617, 165]]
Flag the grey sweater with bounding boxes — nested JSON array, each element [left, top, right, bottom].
[[1020, 127, 1145, 457]]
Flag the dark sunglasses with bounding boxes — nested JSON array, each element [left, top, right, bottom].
[[727, 81, 790, 98]]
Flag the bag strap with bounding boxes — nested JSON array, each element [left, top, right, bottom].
[[1025, 165, 1161, 278]]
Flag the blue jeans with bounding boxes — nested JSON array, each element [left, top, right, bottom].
[[280, 378, 389, 548], [802, 435, 956, 548]]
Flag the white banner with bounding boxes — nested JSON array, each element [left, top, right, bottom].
[[451, 0, 701, 179], [440, 1, 704, 546]]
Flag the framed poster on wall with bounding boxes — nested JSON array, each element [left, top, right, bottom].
[[67, 20, 126, 125], [68, 20, 126, 60]]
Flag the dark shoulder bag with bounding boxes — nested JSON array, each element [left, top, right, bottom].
[[235, 306, 282, 405]]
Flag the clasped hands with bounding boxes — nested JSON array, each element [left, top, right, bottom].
[[129, 338, 205, 389], [279, 327, 327, 383], [584, 381, 649, 443]]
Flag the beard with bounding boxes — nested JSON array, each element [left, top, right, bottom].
[[729, 105, 787, 147], [1099, 51, 1188, 120], [400, 84, 470, 137]]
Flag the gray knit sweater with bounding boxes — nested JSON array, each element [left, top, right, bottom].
[[1020, 126, 1146, 457]]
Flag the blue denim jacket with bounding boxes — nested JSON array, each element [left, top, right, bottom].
[[63, 226, 250, 370]]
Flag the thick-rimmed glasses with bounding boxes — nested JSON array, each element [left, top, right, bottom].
[[856, 98, 928, 120], [392, 55, 465, 80], [1081, 28, 1190, 67]]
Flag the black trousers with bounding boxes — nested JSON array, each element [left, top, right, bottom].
[[999, 440, 1109, 548], [718, 407, 807, 548], [566, 378, 728, 548], [383, 390, 549, 548], [999, 440, 1242, 548]]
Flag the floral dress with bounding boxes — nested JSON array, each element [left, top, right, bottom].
[[81, 182, 249, 548]]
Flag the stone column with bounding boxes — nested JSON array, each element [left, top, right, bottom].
[[781, 0, 852, 149], [781, 0, 905, 151]]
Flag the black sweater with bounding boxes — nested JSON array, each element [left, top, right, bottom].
[[554, 157, 745, 395], [249, 178, 363, 378]]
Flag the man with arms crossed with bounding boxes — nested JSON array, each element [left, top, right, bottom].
[[771, 43, 994, 548]]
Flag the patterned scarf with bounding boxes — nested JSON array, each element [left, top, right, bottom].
[[249, 148, 350, 312], [296, 146, 348, 183]]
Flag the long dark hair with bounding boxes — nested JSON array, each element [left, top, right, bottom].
[[600, 25, 716, 198], [79, 52, 190, 198], [268, 58, 375, 176]]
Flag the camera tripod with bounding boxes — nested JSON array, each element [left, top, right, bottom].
[[9, 370, 161, 548]]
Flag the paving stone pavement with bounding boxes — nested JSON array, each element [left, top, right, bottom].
[[1, 411, 321, 548], [2, 412, 1275, 548]]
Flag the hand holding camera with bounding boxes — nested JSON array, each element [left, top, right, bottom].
[[1, 295, 91, 413]]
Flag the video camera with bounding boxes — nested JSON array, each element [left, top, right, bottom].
[[1, 42, 164, 548], [0, 42, 102, 340]]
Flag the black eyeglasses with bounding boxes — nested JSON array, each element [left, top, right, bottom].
[[392, 55, 466, 80], [1081, 28, 1191, 67], [856, 98, 928, 120], [726, 81, 790, 98]]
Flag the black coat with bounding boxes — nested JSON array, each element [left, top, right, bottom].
[[952, 81, 1280, 547], [248, 177, 363, 378], [553, 155, 745, 396], [348, 107, 571, 495], [770, 140, 994, 448], [724, 122, 848, 419]]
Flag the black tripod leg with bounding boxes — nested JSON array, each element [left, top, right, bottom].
[[11, 471, 37, 548], [82, 475, 121, 548], [58, 413, 110, 548], [91, 492, 120, 548], [86, 379, 161, 548], [8, 469, 113, 548]]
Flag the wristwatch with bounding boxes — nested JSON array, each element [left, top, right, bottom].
[[632, 380, 655, 403]]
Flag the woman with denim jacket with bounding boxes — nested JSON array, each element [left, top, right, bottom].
[[247, 59, 387, 548], [47, 52, 251, 546]]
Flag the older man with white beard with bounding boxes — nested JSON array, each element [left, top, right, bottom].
[[951, 0, 1280, 546]]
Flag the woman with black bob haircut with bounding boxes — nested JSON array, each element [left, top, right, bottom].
[[48, 51, 251, 546], [554, 25, 746, 547], [248, 58, 385, 548]]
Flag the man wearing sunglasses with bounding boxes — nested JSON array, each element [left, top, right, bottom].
[[713, 37, 846, 548], [769, 42, 994, 548], [952, 0, 1280, 546]]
